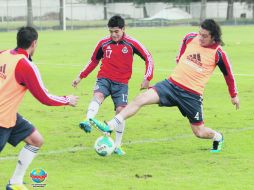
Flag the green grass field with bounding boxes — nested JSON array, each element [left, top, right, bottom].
[[0, 26, 254, 190]]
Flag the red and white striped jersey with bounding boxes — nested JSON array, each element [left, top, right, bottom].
[[79, 33, 154, 84]]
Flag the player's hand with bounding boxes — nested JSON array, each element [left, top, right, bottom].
[[67, 95, 79, 107], [231, 95, 240, 110], [72, 77, 81, 88], [140, 79, 150, 90]]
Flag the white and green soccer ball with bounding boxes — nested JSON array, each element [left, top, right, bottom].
[[94, 136, 115, 156]]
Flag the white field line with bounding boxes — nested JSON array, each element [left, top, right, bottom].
[[1, 126, 254, 161], [36, 62, 254, 77]]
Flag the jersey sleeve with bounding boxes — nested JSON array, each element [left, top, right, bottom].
[[79, 41, 103, 79], [176, 33, 197, 63], [216, 48, 238, 98], [15, 58, 70, 106], [132, 40, 154, 81]]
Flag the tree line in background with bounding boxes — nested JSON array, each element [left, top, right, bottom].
[[25, 0, 254, 29]]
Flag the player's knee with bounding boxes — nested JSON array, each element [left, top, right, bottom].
[[116, 106, 125, 114], [25, 130, 44, 147], [30, 136, 44, 147], [93, 93, 104, 103], [35, 135, 44, 147]]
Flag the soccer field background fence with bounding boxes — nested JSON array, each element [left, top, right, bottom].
[[0, 0, 254, 31]]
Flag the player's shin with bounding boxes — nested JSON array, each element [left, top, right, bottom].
[[212, 131, 223, 141], [86, 97, 101, 119], [80, 97, 101, 133], [108, 114, 124, 130], [10, 144, 39, 185], [115, 120, 125, 148]]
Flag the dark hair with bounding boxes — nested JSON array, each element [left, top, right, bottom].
[[17, 26, 38, 49], [107, 15, 125, 28], [201, 19, 224, 46]]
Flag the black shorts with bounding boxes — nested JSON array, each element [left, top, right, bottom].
[[94, 78, 128, 110], [0, 113, 35, 152], [153, 79, 203, 124]]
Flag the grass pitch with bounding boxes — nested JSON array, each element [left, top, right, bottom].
[[0, 26, 254, 190]]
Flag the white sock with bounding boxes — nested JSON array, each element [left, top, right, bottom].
[[212, 132, 222, 141], [10, 144, 39, 185], [108, 114, 124, 130], [115, 121, 125, 148], [86, 97, 101, 119]]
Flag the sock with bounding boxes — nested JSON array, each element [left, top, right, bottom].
[[108, 114, 124, 130], [114, 121, 125, 148], [86, 97, 101, 120], [212, 132, 222, 141], [10, 144, 39, 185]]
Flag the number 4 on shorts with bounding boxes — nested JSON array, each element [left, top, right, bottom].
[[194, 112, 199, 120]]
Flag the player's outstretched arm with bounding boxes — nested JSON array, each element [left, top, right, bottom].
[[231, 95, 240, 110], [15, 58, 77, 106]]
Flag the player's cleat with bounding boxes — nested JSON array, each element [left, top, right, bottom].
[[210, 135, 224, 153], [114, 147, 126, 156], [6, 184, 29, 190], [89, 118, 112, 133], [79, 120, 92, 133]]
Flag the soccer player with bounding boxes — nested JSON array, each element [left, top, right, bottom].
[[90, 19, 240, 153], [72, 15, 154, 155], [0, 26, 79, 190]]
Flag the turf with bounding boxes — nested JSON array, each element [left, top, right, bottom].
[[0, 25, 254, 190]]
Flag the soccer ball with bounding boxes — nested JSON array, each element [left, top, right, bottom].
[[94, 136, 115, 156]]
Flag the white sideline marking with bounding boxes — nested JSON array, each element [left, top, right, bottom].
[[1, 126, 254, 161], [36, 63, 254, 77]]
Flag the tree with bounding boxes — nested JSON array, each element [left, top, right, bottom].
[[103, 0, 107, 20], [133, 1, 148, 18], [87, 0, 111, 20], [253, 2, 254, 19], [241, 0, 254, 19], [227, 0, 234, 20], [59, 0, 64, 29], [27, 0, 33, 27], [200, 0, 207, 21]]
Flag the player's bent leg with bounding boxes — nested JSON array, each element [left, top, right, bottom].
[[190, 123, 215, 139], [190, 123, 224, 152], [119, 88, 160, 120], [9, 130, 41, 186], [80, 93, 104, 133], [91, 89, 160, 134]]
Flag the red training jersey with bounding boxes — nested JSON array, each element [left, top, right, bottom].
[[79, 33, 154, 84]]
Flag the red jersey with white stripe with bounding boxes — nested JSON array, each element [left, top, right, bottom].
[[79, 33, 154, 84], [0, 48, 70, 128], [171, 33, 237, 98]]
